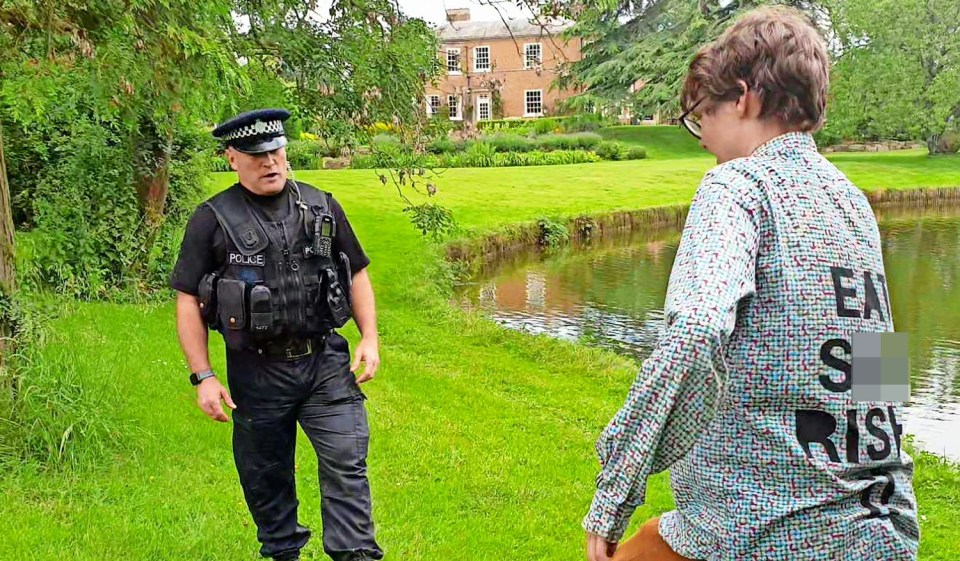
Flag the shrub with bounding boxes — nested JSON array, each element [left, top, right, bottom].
[[533, 117, 559, 135], [371, 133, 401, 147], [935, 130, 960, 154], [484, 133, 533, 153], [626, 146, 648, 160], [367, 121, 399, 135], [350, 149, 600, 169], [813, 126, 843, 149], [464, 140, 497, 167], [27, 119, 211, 298], [536, 134, 570, 151], [285, 139, 326, 170], [596, 141, 626, 161], [535, 132, 602, 151], [560, 113, 611, 132], [574, 132, 603, 150], [537, 216, 570, 249], [427, 137, 458, 154]]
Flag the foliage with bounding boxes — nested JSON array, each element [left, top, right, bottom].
[[485, 133, 534, 153], [537, 216, 571, 249], [561, 112, 615, 132], [352, 150, 602, 169], [596, 141, 627, 160], [823, 0, 960, 152], [477, 116, 572, 133], [626, 146, 648, 160], [403, 203, 458, 242], [0, 0, 243, 297], [537, 132, 603, 151], [427, 137, 458, 154], [235, 0, 451, 237], [285, 139, 340, 170], [0, 297, 124, 471], [25, 120, 212, 298]]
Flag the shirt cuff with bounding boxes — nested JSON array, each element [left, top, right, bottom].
[[582, 489, 631, 543]]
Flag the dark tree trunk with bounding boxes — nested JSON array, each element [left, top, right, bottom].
[[132, 120, 172, 278], [0, 121, 17, 370]]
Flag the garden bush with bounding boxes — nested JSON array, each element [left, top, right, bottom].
[[350, 149, 600, 169], [427, 137, 458, 154], [595, 141, 627, 161], [535, 132, 602, 151], [626, 146, 648, 160], [485, 133, 533, 153]]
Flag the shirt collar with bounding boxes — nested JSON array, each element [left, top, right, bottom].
[[750, 131, 818, 159]]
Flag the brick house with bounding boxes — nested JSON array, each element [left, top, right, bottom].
[[425, 8, 582, 125]]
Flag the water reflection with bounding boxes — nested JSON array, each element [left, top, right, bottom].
[[457, 204, 960, 460]]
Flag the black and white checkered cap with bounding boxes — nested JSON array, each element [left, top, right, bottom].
[[212, 108, 291, 153], [220, 118, 284, 141]]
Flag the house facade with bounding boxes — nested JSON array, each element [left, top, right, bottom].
[[426, 9, 582, 124]]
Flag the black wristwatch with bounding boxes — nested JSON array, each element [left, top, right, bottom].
[[189, 369, 217, 386]]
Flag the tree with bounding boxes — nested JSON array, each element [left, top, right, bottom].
[[824, 0, 960, 153], [234, 0, 452, 237], [0, 0, 245, 296], [482, 0, 824, 118]]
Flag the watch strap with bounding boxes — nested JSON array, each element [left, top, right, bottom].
[[190, 369, 216, 386]]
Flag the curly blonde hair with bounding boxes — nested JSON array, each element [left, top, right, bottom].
[[680, 6, 830, 132]]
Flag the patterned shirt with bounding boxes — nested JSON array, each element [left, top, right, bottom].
[[583, 132, 920, 560]]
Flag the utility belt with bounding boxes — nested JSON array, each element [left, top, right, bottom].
[[197, 264, 351, 347], [258, 333, 331, 360]]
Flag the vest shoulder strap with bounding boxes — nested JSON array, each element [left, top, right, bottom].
[[204, 186, 270, 257], [295, 182, 336, 239]]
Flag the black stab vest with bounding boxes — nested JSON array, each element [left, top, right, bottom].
[[201, 181, 351, 351]]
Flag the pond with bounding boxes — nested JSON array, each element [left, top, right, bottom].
[[457, 203, 960, 461]]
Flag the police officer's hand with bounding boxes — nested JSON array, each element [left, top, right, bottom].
[[197, 377, 236, 422], [351, 337, 380, 384]]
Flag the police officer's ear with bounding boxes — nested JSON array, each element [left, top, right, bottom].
[[222, 147, 235, 172]]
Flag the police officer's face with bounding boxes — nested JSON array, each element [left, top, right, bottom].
[[227, 147, 288, 195]]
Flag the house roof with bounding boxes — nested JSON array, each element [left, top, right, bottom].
[[438, 18, 574, 43]]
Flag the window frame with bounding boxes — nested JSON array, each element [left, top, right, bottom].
[[524, 89, 543, 117], [446, 48, 461, 75], [473, 45, 491, 73], [477, 94, 491, 121], [523, 42, 542, 69], [448, 94, 462, 121], [426, 94, 441, 116]]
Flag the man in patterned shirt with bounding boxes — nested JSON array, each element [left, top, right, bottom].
[[584, 6, 919, 561]]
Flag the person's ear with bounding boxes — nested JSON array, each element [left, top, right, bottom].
[[735, 80, 764, 120], [226, 147, 239, 172], [734, 79, 752, 118]]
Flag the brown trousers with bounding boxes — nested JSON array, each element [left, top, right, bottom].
[[611, 518, 697, 561]]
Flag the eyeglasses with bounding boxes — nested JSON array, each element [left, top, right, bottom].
[[679, 97, 705, 140], [679, 85, 750, 140]]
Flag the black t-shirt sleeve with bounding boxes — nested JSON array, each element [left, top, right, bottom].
[[329, 195, 370, 274], [169, 205, 220, 295]]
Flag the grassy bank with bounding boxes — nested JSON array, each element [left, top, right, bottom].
[[3, 136, 960, 560]]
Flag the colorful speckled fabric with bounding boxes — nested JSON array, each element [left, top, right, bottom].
[[583, 132, 919, 560]]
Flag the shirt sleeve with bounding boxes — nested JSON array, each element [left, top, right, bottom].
[[583, 175, 760, 542], [169, 205, 219, 296], [329, 195, 371, 274]]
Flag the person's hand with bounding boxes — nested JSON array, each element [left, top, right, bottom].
[[586, 531, 618, 561], [351, 336, 380, 384], [196, 377, 236, 422]]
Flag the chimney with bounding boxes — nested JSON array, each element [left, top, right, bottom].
[[446, 8, 470, 23]]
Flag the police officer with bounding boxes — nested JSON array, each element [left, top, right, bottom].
[[170, 108, 384, 561]]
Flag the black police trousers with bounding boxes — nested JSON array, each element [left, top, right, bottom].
[[225, 332, 383, 561]]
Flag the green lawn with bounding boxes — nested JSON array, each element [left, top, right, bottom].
[[3, 135, 960, 560]]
